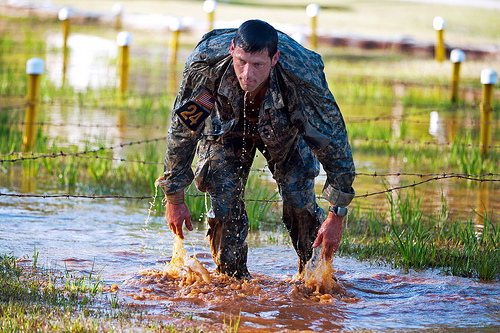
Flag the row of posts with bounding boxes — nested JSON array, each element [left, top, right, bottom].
[[52, 2, 320, 97], [433, 16, 498, 155], [21, 4, 497, 153]]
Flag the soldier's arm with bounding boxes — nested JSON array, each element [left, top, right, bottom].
[[294, 85, 355, 208]]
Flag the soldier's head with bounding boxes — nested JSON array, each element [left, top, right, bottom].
[[230, 20, 280, 95], [233, 20, 278, 59]]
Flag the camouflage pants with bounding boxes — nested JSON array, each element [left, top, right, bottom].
[[194, 133, 324, 278]]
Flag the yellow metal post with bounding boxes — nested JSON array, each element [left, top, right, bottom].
[[169, 30, 180, 93], [311, 16, 317, 50], [479, 68, 497, 157], [480, 84, 494, 156], [112, 3, 124, 30], [62, 19, 70, 54], [433, 16, 446, 63], [203, 0, 217, 32], [208, 12, 214, 31], [59, 8, 71, 85], [450, 49, 465, 104], [451, 63, 461, 103], [119, 45, 129, 96], [306, 4, 320, 51], [170, 30, 180, 69], [23, 58, 45, 152], [117, 31, 132, 97], [169, 19, 182, 93], [436, 30, 445, 62]]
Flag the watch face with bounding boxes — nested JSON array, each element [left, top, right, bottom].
[[337, 207, 348, 216]]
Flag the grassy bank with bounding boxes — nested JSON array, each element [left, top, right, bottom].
[[344, 189, 500, 281], [0, 252, 213, 332]]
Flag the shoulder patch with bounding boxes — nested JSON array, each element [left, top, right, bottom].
[[175, 101, 210, 131], [196, 91, 217, 110]]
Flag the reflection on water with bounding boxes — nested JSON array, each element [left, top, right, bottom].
[[1, 192, 499, 332], [46, 33, 117, 90], [43, 102, 122, 148]]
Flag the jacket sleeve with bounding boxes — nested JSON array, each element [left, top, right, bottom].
[[157, 30, 235, 196], [275, 34, 355, 207], [158, 70, 207, 195], [291, 79, 355, 207]]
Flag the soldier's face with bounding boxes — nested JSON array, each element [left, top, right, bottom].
[[230, 42, 279, 94]]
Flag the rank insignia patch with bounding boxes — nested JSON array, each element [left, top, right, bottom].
[[196, 91, 216, 110], [175, 101, 210, 131]]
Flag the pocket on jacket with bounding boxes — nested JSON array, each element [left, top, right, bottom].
[[194, 140, 212, 193]]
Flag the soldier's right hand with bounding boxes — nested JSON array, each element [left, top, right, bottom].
[[165, 202, 193, 239]]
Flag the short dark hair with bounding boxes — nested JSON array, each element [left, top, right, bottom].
[[233, 20, 278, 58]]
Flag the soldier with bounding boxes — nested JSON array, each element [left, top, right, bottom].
[[157, 19, 355, 280]]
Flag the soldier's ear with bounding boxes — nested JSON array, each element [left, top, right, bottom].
[[230, 40, 235, 56], [271, 50, 280, 66]]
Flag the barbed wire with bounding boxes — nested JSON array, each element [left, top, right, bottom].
[[348, 114, 499, 126], [1, 173, 498, 203], [38, 100, 173, 115], [3, 141, 500, 177], [3, 94, 495, 128], [3, 121, 169, 130], [351, 138, 500, 150], [352, 174, 500, 199], [4, 105, 498, 130], [356, 172, 500, 178], [6, 117, 493, 130], [3, 136, 497, 163], [0, 104, 26, 112], [0, 136, 168, 163]]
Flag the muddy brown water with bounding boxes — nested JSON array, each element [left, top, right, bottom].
[[1, 194, 500, 332]]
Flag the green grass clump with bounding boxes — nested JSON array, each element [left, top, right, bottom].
[[341, 189, 500, 280], [245, 172, 279, 230], [0, 252, 212, 332]]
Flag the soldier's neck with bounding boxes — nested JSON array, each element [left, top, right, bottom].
[[245, 79, 269, 106]]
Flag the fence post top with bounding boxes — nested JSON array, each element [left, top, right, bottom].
[[112, 2, 124, 15], [58, 7, 71, 21], [117, 31, 132, 46], [481, 68, 498, 85], [433, 16, 446, 30], [169, 18, 183, 32], [306, 3, 321, 18], [26, 57, 45, 75], [203, 0, 217, 13], [450, 49, 465, 63]]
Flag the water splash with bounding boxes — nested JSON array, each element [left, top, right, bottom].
[[163, 236, 211, 284]]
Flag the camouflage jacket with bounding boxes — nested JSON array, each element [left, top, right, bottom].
[[159, 29, 355, 207]]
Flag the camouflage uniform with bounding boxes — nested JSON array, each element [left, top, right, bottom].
[[158, 29, 355, 278]]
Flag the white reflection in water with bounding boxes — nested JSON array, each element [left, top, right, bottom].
[[45, 102, 121, 149], [46, 33, 117, 90], [429, 111, 440, 137]]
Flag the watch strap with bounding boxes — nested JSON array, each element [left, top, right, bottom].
[[329, 205, 348, 216]]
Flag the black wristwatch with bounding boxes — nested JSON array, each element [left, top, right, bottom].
[[329, 205, 348, 217]]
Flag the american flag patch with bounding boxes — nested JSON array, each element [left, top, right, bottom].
[[196, 92, 216, 110]]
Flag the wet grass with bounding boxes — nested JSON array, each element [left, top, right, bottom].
[[0, 252, 213, 332], [341, 189, 500, 281]]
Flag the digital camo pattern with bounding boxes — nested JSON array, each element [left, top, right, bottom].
[[158, 28, 355, 277], [196, 128, 325, 277], [159, 28, 355, 206]]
